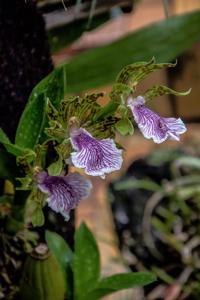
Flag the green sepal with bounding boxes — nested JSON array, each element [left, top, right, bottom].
[[116, 58, 176, 87], [117, 104, 129, 117], [92, 83, 133, 121], [59, 96, 80, 125], [31, 206, 45, 227], [45, 120, 67, 141], [115, 118, 134, 136], [47, 98, 60, 121], [87, 116, 119, 139], [110, 82, 133, 101], [93, 99, 119, 122], [16, 176, 33, 191], [59, 93, 102, 126], [26, 189, 46, 227], [48, 156, 63, 176], [56, 141, 72, 161], [143, 85, 191, 100]]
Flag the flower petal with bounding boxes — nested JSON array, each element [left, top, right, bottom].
[[70, 128, 123, 178], [37, 172, 92, 219], [127, 96, 187, 143]]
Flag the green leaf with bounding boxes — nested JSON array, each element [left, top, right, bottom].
[[0, 149, 19, 180], [74, 223, 100, 300], [15, 94, 47, 149], [86, 272, 156, 300], [143, 85, 191, 100], [63, 10, 200, 93], [0, 128, 35, 158], [29, 66, 67, 108], [45, 230, 73, 271], [45, 230, 74, 299], [31, 207, 45, 227], [115, 118, 134, 136], [15, 66, 68, 148]]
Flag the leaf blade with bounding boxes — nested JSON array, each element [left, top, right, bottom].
[[74, 223, 100, 300], [86, 272, 156, 299], [15, 94, 47, 149]]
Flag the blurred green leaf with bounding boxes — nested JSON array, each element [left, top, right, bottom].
[[173, 156, 200, 171], [74, 223, 100, 300], [176, 185, 200, 200], [152, 217, 183, 252], [63, 10, 200, 93], [147, 149, 181, 166], [85, 272, 156, 300], [151, 266, 174, 284], [114, 178, 162, 192]]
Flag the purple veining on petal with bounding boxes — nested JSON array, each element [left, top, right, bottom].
[[37, 171, 92, 219], [127, 96, 187, 144], [70, 128, 123, 178]]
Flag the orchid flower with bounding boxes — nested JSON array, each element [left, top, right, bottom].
[[127, 96, 187, 143], [70, 127, 123, 179], [37, 171, 92, 220]]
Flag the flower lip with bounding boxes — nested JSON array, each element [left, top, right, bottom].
[[127, 95, 187, 144], [37, 171, 92, 220], [70, 127, 123, 178]]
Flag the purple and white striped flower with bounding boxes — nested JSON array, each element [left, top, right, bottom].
[[70, 128, 123, 179], [127, 96, 187, 143], [37, 171, 92, 220]]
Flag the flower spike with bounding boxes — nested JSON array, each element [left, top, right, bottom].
[[70, 128, 123, 179], [37, 172, 92, 220], [127, 96, 187, 143]]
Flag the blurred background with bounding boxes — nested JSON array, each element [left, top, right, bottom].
[[1, 0, 200, 299]]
